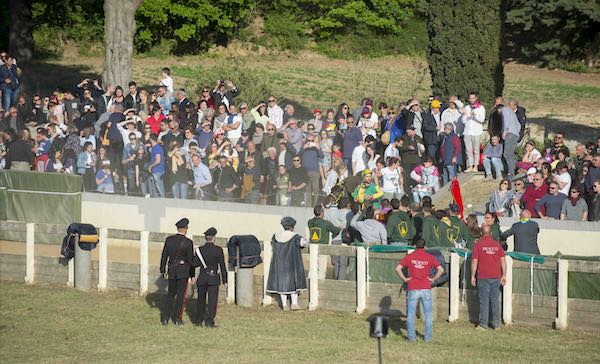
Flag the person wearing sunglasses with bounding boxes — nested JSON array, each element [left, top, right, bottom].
[[266, 96, 283, 129], [550, 131, 570, 159], [535, 181, 567, 219], [560, 186, 588, 221], [520, 172, 548, 218]]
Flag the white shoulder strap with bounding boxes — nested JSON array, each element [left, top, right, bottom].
[[195, 247, 207, 269]]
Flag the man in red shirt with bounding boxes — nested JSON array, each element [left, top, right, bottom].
[[520, 171, 548, 217], [396, 239, 444, 342], [471, 225, 507, 330]]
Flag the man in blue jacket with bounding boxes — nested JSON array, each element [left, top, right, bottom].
[[439, 123, 462, 185]]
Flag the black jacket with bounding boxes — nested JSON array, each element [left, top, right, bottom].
[[227, 235, 262, 270], [421, 111, 438, 146], [124, 92, 141, 112], [6, 139, 34, 167], [160, 233, 194, 279], [211, 88, 240, 108], [192, 242, 227, 286]]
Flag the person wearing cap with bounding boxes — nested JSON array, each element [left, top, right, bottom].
[[267, 217, 308, 311], [159, 218, 195, 325], [191, 227, 226, 327], [352, 168, 384, 209], [396, 238, 444, 342], [422, 100, 440, 160], [471, 224, 507, 331], [283, 118, 303, 154]]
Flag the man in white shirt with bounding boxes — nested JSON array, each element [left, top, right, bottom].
[[223, 104, 242, 145], [352, 142, 367, 176], [462, 91, 486, 172], [555, 162, 572, 195], [384, 136, 401, 160], [267, 96, 284, 129]]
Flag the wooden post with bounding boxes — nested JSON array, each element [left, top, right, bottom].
[[555, 259, 569, 330], [139, 231, 149, 295], [98, 228, 108, 291], [68, 259, 74, 287], [25, 223, 34, 284], [356, 246, 367, 314], [262, 240, 272, 306], [227, 270, 236, 304], [503, 256, 513, 325], [448, 252, 460, 322], [309, 244, 319, 311]]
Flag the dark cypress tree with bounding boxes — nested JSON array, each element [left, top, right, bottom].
[[425, 0, 504, 106]]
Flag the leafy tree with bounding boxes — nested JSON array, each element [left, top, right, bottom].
[[425, 0, 504, 105], [505, 0, 600, 69], [135, 0, 253, 53]]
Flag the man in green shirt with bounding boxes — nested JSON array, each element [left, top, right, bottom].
[[420, 206, 440, 247], [433, 210, 456, 248], [387, 196, 416, 244], [308, 205, 343, 279], [448, 204, 468, 248]]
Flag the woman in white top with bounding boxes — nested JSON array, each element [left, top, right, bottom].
[[322, 158, 348, 196], [516, 141, 542, 173], [365, 144, 380, 171], [380, 157, 404, 200], [441, 96, 464, 135]]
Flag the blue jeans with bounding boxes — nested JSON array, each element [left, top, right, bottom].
[[406, 289, 433, 342], [2, 86, 18, 110], [477, 278, 501, 329], [412, 190, 431, 204], [150, 172, 165, 197], [483, 157, 503, 178], [442, 164, 457, 185], [171, 182, 189, 199]]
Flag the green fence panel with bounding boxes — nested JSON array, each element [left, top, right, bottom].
[[0, 170, 82, 225], [569, 272, 600, 300]]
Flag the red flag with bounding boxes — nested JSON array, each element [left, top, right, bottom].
[[450, 177, 464, 219]]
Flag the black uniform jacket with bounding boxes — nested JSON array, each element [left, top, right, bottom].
[[160, 233, 195, 279], [192, 242, 227, 286]]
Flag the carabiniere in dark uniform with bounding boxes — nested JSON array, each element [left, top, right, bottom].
[[192, 227, 227, 328], [160, 218, 195, 326]]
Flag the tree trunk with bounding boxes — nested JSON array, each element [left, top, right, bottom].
[[103, 0, 142, 88], [9, 0, 34, 63]]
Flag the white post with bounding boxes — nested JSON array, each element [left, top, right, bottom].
[[262, 240, 272, 306], [139, 231, 149, 295], [503, 256, 513, 325], [25, 223, 35, 284], [448, 252, 460, 322], [98, 228, 108, 291], [356, 246, 367, 314], [555, 259, 569, 330], [227, 271, 236, 304], [309, 244, 319, 311], [68, 259, 74, 287]]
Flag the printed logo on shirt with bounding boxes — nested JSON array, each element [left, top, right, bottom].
[[411, 259, 430, 269], [447, 226, 460, 242], [310, 227, 321, 242], [482, 246, 499, 255], [397, 221, 408, 237]]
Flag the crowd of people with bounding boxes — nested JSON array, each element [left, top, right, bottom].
[[1, 54, 599, 221]]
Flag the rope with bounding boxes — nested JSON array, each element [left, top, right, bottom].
[[462, 254, 468, 305], [366, 246, 370, 297], [530, 256, 534, 313]]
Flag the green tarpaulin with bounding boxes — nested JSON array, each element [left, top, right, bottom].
[[0, 170, 82, 225]]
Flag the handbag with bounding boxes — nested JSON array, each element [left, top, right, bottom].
[[380, 117, 394, 145]]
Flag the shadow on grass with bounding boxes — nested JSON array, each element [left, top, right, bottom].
[[527, 117, 599, 145], [22, 61, 100, 96], [368, 295, 407, 339], [145, 281, 200, 324]]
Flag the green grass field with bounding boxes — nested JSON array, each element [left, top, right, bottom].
[[1, 281, 599, 363]]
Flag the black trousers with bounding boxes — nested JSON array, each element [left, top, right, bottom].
[[163, 278, 188, 322], [197, 284, 219, 325]]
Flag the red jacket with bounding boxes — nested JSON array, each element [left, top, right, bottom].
[[520, 183, 548, 218]]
